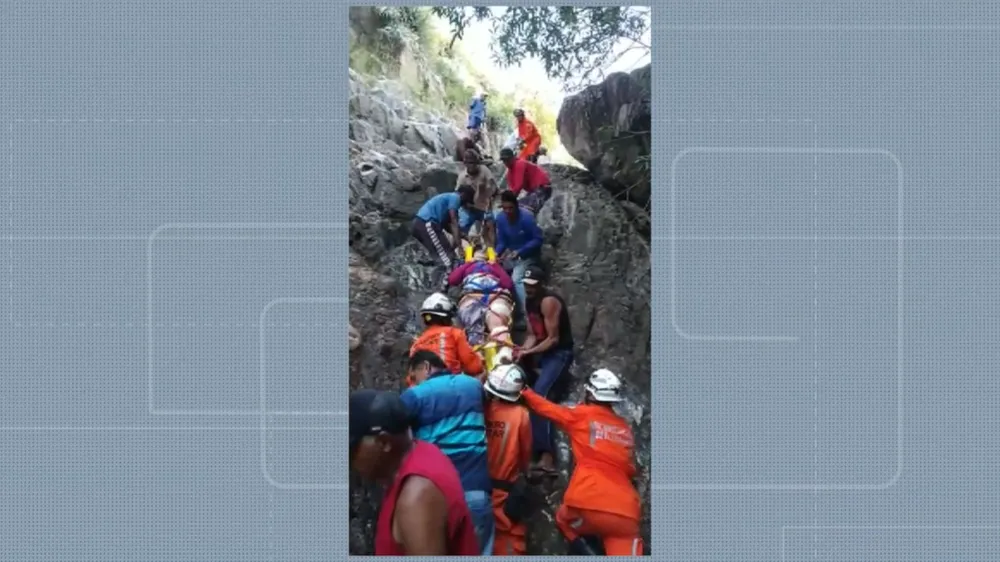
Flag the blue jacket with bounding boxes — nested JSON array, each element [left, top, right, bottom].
[[467, 97, 486, 128], [494, 208, 543, 260], [400, 372, 491, 494]]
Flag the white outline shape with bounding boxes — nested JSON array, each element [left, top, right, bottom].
[[146, 223, 344, 416], [259, 297, 346, 490], [780, 526, 1000, 562], [663, 147, 904, 490]]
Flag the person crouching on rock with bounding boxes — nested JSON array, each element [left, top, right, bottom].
[[519, 369, 644, 556], [446, 246, 515, 347], [456, 150, 499, 248], [514, 265, 574, 478], [408, 292, 484, 386], [411, 186, 476, 271], [482, 364, 533, 556], [402, 351, 496, 556], [455, 130, 491, 165], [499, 148, 552, 215], [349, 389, 481, 555]]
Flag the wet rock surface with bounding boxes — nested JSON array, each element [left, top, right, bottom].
[[348, 71, 651, 555]]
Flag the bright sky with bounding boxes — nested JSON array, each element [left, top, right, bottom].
[[432, 8, 651, 116]]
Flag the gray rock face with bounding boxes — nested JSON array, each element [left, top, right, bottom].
[[557, 65, 651, 210], [349, 72, 651, 555]]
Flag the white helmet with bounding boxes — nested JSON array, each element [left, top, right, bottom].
[[484, 364, 526, 402], [585, 368, 623, 403], [420, 292, 455, 318]]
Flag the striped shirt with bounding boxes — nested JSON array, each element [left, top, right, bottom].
[[401, 372, 492, 494]]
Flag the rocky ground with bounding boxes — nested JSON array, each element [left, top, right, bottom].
[[348, 64, 652, 555]]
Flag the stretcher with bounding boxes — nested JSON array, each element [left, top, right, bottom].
[[458, 244, 516, 372]]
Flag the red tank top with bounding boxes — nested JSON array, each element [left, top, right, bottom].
[[374, 440, 480, 556]]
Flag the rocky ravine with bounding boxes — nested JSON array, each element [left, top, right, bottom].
[[348, 68, 652, 555]]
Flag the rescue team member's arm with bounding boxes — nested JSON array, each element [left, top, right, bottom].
[[448, 208, 463, 249], [520, 296, 562, 356], [521, 387, 578, 428], [518, 409, 533, 472], [494, 215, 508, 257], [447, 263, 468, 287], [491, 264, 515, 291], [454, 330, 485, 377], [515, 215, 544, 259], [392, 476, 451, 555]]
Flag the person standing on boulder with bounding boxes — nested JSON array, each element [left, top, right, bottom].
[[493, 190, 544, 330], [411, 186, 476, 270], [468, 92, 488, 137], [499, 148, 552, 215], [349, 389, 481, 555], [402, 351, 496, 555], [482, 364, 533, 556], [513, 109, 541, 163], [515, 265, 574, 477], [456, 149, 499, 248], [519, 369, 644, 556]]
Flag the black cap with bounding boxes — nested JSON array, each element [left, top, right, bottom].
[[499, 147, 515, 159], [349, 389, 411, 449], [522, 265, 547, 286]]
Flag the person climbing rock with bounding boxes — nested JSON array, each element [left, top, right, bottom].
[[409, 293, 484, 384], [482, 364, 533, 556], [454, 129, 489, 164], [468, 92, 488, 137], [349, 389, 480, 556], [411, 186, 476, 270], [402, 351, 496, 555], [513, 108, 541, 163], [499, 148, 552, 215], [493, 190, 544, 330], [519, 369, 643, 556], [456, 150, 499, 248], [447, 247, 515, 347], [516, 265, 574, 478]]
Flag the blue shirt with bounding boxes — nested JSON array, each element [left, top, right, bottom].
[[468, 97, 486, 121], [416, 192, 461, 225], [494, 208, 543, 259], [400, 372, 491, 494], [457, 207, 492, 234]]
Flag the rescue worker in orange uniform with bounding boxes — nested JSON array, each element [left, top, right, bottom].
[[514, 109, 542, 163], [520, 368, 643, 556], [408, 293, 484, 387], [482, 364, 533, 556]]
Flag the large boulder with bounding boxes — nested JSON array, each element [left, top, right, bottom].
[[557, 65, 651, 209], [349, 73, 651, 555]]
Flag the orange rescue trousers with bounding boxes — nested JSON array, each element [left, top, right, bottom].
[[555, 505, 644, 556], [491, 489, 527, 556]]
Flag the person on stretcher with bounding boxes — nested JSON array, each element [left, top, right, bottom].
[[446, 247, 516, 347]]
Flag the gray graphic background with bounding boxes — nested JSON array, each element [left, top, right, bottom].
[[1, 0, 999, 560], [660, 1, 1000, 561]]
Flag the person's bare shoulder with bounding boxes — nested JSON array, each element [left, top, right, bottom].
[[397, 474, 448, 513]]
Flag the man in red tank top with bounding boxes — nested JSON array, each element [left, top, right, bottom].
[[349, 389, 480, 555]]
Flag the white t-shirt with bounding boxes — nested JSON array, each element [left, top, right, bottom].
[[502, 132, 521, 151]]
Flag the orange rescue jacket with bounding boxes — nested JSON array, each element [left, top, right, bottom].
[[410, 325, 484, 378], [517, 119, 541, 160], [484, 400, 532, 484], [521, 388, 641, 521]]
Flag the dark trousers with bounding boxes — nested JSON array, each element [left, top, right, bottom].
[[527, 348, 574, 456], [411, 217, 455, 269]]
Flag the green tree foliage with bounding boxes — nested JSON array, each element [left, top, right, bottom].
[[431, 7, 650, 89]]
